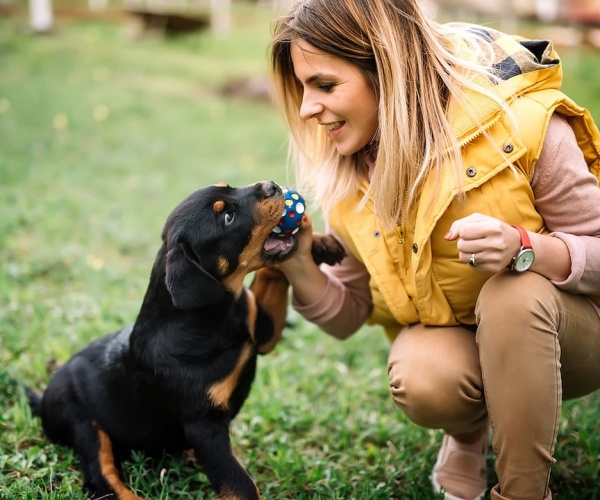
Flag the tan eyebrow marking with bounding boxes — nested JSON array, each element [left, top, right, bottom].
[[213, 200, 225, 213]]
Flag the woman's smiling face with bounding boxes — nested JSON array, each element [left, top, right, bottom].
[[291, 38, 379, 157]]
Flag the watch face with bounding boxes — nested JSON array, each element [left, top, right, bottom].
[[514, 249, 535, 272]]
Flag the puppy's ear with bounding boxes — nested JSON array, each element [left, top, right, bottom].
[[165, 242, 226, 309]]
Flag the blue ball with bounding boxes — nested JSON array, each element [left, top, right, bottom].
[[270, 187, 305, 239]]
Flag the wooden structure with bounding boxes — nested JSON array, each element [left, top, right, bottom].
[[122, 0, 230, 36]]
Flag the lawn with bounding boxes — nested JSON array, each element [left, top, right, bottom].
[[1, 3, 599, 499]]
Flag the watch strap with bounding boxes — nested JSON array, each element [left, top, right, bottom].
[[510, 225, 532, 250], [508, 225, 533, 271]]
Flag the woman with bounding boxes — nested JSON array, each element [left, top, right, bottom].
[[269, 0, 600, 499]]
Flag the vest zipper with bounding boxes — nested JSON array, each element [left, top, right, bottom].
[[395, 226, 404, 245]]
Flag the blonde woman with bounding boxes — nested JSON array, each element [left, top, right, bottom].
[[269, 0, 600, 498]]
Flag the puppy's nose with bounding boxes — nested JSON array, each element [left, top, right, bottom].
[[261, 180, 282, 198]]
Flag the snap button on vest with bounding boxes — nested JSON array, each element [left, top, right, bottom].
[[466, 167, 477, 177], [412, 243, 418, 253], [503, 142, 514, 153]]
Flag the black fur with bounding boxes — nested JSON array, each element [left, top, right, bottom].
[[25, 181, 346, 500]]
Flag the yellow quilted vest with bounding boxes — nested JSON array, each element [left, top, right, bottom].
[[328, 34, 600, 341]]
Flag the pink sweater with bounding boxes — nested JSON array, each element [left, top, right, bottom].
[[294, 114, 600, 338]]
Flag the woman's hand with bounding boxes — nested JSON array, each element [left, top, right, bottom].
[[278, 214, 318, 277], [444, 213, 522, 273], [278, 213, 331, 305], [444, 213, 571, 281]]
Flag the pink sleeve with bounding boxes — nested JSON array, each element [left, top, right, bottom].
[[532, 114, 600, 295], [291, 232, 373, 339]]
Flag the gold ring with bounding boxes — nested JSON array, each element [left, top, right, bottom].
[[468, 253, 477, 268]]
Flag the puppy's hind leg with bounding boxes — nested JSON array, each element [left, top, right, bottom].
[[95, 428, 144, 500], [70, 421, 143, 500]]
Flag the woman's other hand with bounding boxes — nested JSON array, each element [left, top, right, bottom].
[[444, 213, 524, 273], [444, 213, 570, 281]]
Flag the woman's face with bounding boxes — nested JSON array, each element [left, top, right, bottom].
[[290, 39, 379, 157]]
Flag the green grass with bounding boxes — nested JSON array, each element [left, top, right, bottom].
[[1, 4, 600, 499]]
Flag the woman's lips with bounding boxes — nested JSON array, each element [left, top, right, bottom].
[[324, 121, 344, 136]]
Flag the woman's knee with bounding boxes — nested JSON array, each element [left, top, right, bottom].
[[477, 271, 559, 322], [476, 271, 559, 350], [388, 326, 485, 429]]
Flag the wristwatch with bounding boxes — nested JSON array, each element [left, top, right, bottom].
[[508, 225, 535, 272]]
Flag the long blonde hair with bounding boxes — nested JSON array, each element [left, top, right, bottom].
[[270, 0, 513, 229]]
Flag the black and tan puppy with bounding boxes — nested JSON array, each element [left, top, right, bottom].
[[26, 180, 345, 500]]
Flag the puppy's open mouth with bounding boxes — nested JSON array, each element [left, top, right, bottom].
[[262, 234, 298, 261]]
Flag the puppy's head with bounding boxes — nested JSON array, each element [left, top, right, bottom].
[[162, 180, 298, 309]]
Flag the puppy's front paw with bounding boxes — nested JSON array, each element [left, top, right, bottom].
[[311, 233, 347, 266]]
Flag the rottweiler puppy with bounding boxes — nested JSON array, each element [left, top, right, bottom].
[[26, 180, 346, 500]]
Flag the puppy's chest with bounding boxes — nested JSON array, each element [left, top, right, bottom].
[[203, 294, 260, 412], [148, 322, 257, 416], [205, 339, 256, 412], [132, 294, 260, 414]]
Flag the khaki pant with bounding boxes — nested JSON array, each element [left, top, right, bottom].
[[387, 271, 600, 499]]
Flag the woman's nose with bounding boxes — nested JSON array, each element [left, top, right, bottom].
[[299, 92, 323, 120]]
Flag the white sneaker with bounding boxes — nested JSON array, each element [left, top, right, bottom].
[[431, 430, 489, 500]]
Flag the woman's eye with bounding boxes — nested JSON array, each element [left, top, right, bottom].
[[224, 212, 235, 225], [318, 83, 335, 92]]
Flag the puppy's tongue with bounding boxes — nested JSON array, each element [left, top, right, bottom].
[[264, 235, 294, 253]]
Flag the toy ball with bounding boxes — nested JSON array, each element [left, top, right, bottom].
[[270, 187, 305, 239]]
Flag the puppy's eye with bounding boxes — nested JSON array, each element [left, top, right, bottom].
[[224, 212, 235, 225]]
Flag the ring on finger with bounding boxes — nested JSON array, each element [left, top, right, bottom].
[[468, 253, 477, 268]]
